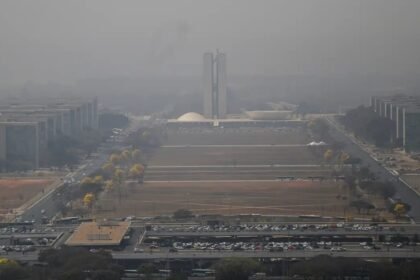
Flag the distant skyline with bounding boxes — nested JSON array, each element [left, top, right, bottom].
[[1, 0, 420, 90]]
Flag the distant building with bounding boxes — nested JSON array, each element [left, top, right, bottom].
[[202, 51, 227, 119], [0, 97, 98, 169], [371, 95, 420, 152]]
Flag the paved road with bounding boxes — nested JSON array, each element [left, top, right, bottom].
[[19, 151, 111, 225], [112, 250, 420, 260], [18, 115, 147, 225], [6, 248, 420, 262], [325, 117, 420, 222]]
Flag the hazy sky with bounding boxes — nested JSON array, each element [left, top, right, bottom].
[[1, 0, 420, 85]]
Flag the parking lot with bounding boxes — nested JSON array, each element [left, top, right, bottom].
[[137, 221, 417, 255], [0, 229, 59, 255]]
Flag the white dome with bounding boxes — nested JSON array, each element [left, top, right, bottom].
[[177, 112, 207, 122]]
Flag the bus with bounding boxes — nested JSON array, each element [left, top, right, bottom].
[[191, 269, 215, 277]]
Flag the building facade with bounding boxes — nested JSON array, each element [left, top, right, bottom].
[[202, 51, 227, 119], [371, 95, 420, 152], [0, 97, 99, 169]]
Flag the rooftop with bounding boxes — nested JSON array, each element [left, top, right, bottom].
[[65, 221, 130, 247]]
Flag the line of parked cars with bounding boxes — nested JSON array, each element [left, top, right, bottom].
[[170, 241, 346, 252], [0, 245, 36, 254], [150, 223, 385, 233]]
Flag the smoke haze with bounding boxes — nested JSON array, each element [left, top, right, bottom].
[[1, 0, 420, 110]]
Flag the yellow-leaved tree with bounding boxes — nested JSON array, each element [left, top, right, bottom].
[[121, 149, 131, 162], [83, 193, 95, 208], [129, 164, 145, 178], [110, 153, 122, 165], [101, 162, 115, 175], [0, 258, 17, 266], [324, 149, 334, 162]]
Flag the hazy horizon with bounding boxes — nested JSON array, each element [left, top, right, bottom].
[[0, 1, 419, 85]]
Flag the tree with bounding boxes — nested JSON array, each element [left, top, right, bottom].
[[98, 112, 129, 130], [308, 118, 329, 139], [121, 149, 131, 162], [80, 177, 103, 193], [366, 118, 395, 147], [290, 255, 368, 280], [129, 164, 145, 181], [113, 168, 125, 203], [0, 259, 27, 280], [341, 106, 395, 148], [105, 180, 114, 191], [93, 175, 104, 185], [350, 200, 375, 214], [214, 258, 261, 280], [173, 209, 193, 219], [359, 181, 396, 199], [83, 193, 94, 208], [138, 263, 158, 279], [380, 182, 396, 198], [0, 258, 17, 266], [339, 152, 350, 164], [101, 162, 115, 176], [324, 149, 334, 162], [357, 167, 375, 182], [391, 202, 411, 218], [131, 149, 142, 162], [113, 168, 125, 184], [39, 247, 123, 280], [109, 153, 122, 165]]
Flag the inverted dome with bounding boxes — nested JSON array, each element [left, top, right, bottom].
[[177, 112, 207, 122]]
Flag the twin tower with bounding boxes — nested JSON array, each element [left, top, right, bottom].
[[203, 51, 227, 119]]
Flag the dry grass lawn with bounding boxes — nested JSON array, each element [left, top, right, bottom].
[[95, 180, 389, 219], [0, 179, 54, 214]]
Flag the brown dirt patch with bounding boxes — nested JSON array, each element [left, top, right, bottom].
[[0, 179, 54, 214]]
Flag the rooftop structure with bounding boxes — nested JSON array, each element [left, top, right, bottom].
[[65, 221, 130, 247], [177, 112, 207, 122]]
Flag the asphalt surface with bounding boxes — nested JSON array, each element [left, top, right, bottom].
[[19, 151, 111, 225], [6, 249, 420, 262], [325, 117, 420, 222]]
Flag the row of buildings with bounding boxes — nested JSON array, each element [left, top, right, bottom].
[[370, 95, 420, 152], [0, 97, 98, 169]]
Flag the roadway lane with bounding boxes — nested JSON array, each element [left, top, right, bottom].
[[20, 142, 126, 225], [6, 248, 420, 262], [325, 117, 420, 222], [111, 250, 420, 260]]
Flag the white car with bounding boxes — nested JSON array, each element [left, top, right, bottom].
[[134, 247, 144, 253]]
